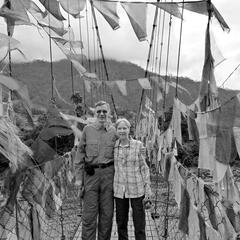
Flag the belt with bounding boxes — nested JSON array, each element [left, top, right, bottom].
[[91, 161, 114, 169]]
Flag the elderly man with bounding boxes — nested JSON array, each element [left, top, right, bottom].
[[75, 101, 118, 240]]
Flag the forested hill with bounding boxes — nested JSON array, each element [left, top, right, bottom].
[[7, 59, 239, 112]]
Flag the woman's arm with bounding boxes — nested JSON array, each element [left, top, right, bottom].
[[138, 142, 152, 197]]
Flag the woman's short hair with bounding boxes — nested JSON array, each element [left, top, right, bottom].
[[116, 118, 131, 129]]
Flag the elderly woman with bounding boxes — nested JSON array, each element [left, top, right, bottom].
[[114, 118, 151, 240]]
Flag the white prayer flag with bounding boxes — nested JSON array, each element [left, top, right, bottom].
[[138, 78, 152, 89], [121, 2, 147, 41], [115, 80, 127, 96]]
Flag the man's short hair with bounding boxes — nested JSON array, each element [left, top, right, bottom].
[[95, 101, 110, 113], [95, 101, 108, 108]]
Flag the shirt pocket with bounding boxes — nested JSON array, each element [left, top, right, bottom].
[[104, 142, 115, 159], [86, 141, 98, 157]]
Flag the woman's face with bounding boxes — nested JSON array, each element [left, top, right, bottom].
[[117, 121, 130, 140]]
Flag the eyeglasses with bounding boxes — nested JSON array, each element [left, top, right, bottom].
[[97, 110, 107, 114]]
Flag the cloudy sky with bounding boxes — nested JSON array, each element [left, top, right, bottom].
[[0, 0, 239, 90]]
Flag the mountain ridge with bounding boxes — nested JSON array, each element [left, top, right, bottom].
[[4, 59, 239, 113]]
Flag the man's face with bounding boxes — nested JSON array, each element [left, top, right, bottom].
[[96, 104, 109, 124]]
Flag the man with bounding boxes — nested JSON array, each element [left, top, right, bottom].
[[75, 101, 118, 240]]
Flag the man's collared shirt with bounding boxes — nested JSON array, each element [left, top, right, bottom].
[[74, 121, 118, 181], [113, 139, 151, 199]]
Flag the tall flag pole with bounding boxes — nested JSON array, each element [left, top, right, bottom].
[[89, 0, 118, 117], [137, 0, 160, 123]]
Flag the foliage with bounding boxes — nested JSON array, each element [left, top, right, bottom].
[[3, 59, 238, 114]]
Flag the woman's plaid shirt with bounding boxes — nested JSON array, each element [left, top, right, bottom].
[[113, 139, 151, 198]]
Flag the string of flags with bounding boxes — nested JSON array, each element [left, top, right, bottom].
[[0, 0, 229, 41], [0, 0, 229, 98]]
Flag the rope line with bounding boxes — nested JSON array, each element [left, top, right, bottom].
[[67, 9, 75, 96], [220, 63, 240, 88], [47, 7, 54, 101], [77, 6, 86, 106], [163, 6, 173, 112], [83, 0, 205, 4], [90, 0, 118, 116], [137, 0, 161, 123], [153, 6, 163, 112], [155, 1, 167, 116], [175, 0, 185, 98]]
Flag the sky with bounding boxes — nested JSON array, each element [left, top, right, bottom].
[[0, 0, 239, 90]]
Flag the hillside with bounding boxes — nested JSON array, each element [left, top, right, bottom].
[[5, 59, 239, 113]]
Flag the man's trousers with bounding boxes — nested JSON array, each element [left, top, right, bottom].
[[82, 165, 114, 240]]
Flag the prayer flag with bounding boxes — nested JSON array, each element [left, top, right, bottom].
[[115, 80, 127, 96], [138, 78, 151, 89], [152, 2, 182, 19], [199, 22, 218, 111], [59, 0, 85, 18], [179, 1, 230, 32], [121, 2, 147, 41], [39, 0, 65, 21], [84, 79, 91, 93], [93, 0, 119, 30]]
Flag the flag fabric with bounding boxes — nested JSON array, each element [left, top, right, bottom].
[[105, 81, 115, 93], [51, 27, 83, 49], [178, 1, 207, 16], [199, 22, 218, 111], [9, 0, 31, 24], [145, 96, 152, 109], [156, 89, 163, 102], [39, 0, 65, 21], [179, 1, 230, 32], [59, 0, 85, 18], [31, 6, 66, 36], [84, 79, 91, 93], [210, 30, 225, 67], [152, 2, 182, 19], [212, 4, 230, 32], [0, 33, 20, 49], [115, 80, 127, 96], [31, 103, 74, 165], [54, 40, 97, 79], [28, 1, 47, 19], [93, 0, 120, 30], [0, 85, 2, 116], [138, 78, 152, 89], [0, 0, 31, 36], [121, 2, 147, 41]]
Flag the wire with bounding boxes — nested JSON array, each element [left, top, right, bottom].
[[175, 0, 185, 98], [137, 0, 161, 124], [163, 5, 173, 112], [155, 1, 167, 116], [47, 8, 54, 101], [90, 0, 118, 116], [220, 63, 240, 88], [67, 7, 75, 96], [86, 0, 204, 4]]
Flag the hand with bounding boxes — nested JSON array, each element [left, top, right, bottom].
[[144, 186, 153, 200], [75, 180, 82, 186], [140, 147, 146, 157], [78, 186, 84, 199], [144, 193, 151, 201]]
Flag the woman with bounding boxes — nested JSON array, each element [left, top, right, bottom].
[[114, 118, 152, 240]]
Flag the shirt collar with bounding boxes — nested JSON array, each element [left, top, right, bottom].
[[92, 119, 113, 131], [115, 138, 133, 147]]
